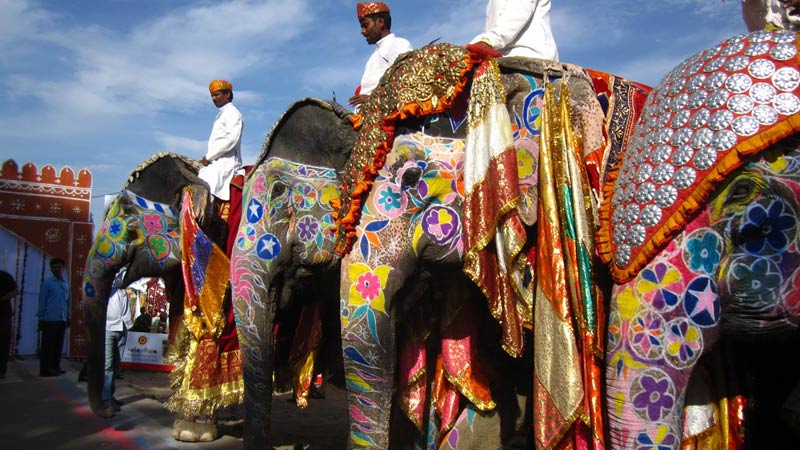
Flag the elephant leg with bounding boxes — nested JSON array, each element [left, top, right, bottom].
[[172, 415, 218, 442]]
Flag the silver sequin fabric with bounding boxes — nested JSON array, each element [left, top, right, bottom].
[[607, 30, 800, 271]]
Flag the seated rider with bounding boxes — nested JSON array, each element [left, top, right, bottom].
[[469, 0, 559, 61], [200, 80, 243, 207]]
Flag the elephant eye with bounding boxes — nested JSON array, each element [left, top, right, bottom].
[[271, 182, 287, 199], [401, 167, 422, 189], [726, 177, 756, 203]]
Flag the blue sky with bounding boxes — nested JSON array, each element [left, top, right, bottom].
[[0, 0, 744, 229]]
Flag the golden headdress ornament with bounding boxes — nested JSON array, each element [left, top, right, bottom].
[[357, 2, 390, 21]]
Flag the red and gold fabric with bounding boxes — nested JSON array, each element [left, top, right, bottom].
[[530, 81, 605, 450], [165, 190, 243, 417]]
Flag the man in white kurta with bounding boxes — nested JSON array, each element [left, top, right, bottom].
[[348, 2, 413, 109], [470, 0, 559, 61], [200, 79, 243, 201]]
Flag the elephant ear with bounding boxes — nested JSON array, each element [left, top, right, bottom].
[[250, 97, 355, 175], [123, 152, 205, 208], [597, 29, 800, 283]]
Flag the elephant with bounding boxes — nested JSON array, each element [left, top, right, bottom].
[[81, 153, 241, 441], [601, 29, 800, 449], [231, 43, 651, 449]]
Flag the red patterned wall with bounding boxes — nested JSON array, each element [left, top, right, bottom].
[[0, 159, 93, 357]]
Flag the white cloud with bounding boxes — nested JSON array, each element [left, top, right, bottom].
[[153, 131, 206, 155], [5, 0, 313, 121]]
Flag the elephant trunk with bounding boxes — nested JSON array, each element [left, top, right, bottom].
[[231, 259, 277, 449], [339, 255, 399, 449], [605, 281, 719, 450], [605, 361, 692, 450], [81, 257, 117, 416]]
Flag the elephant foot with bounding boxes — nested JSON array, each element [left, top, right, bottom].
[[172, 418, 218, 442]]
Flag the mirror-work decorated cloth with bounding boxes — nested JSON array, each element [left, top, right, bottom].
[[598, 30, 800, 283]]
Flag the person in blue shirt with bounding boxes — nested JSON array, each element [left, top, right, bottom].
[[37, 257, 71, 377]]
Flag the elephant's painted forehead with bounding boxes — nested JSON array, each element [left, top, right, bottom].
[[600, 29, 800, 282], [261, 157, 338, 181]]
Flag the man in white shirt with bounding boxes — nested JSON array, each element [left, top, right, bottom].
[[470, 0, 559, 61], [200, 79, 243, 202], [101, 267, 134, 418], [348, 2, 413, 109]]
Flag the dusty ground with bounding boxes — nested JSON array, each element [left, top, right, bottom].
[[123, 366, 350, 449], [0, 356, 349, 450]]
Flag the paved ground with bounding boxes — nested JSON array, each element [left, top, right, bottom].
[[0, 356, 348, 449]]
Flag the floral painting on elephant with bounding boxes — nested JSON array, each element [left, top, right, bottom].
[[599, 29, 800, 449], [334, 42, 653, 449]]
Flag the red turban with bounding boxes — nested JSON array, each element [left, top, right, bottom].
[[208, 79, 233, 93], [357, 2, 390, 21]]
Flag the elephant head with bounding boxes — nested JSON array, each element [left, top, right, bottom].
[[81, 153, 205, 416], [602, 30, 800, 449], [229, 98, 356, 449]]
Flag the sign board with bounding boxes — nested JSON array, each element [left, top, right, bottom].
[[121, 331, 173, 372]]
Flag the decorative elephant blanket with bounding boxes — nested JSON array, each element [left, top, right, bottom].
[[334, 43, 654, 450], [598, 30, 800, 282]]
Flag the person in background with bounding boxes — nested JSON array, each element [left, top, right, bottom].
[[100, 267, 134, 418], [469, 0, 559, 61], [348, 2, 413, 109], [200, 79, 243, 203], [37, 257, 71, 377], [132, 306, 152, 332], [742, 0, 800, 31], [0, 270, 19, 378]]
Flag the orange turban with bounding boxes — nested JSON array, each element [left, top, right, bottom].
[[357, 2, 390, 21], [208, 79, 232, 93]]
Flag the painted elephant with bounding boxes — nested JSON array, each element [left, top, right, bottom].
[[81, 153, 240, 441], [232, 44, 649, 449], [601, 30, 800, 449], [229, 99, 357, 449]]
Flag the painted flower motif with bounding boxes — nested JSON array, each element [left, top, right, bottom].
[[730, 256, 782, 297], [632, 371, 675, 421], [422, 206, 458, 244], [251, 175, 267, 195], [629, 310, 665, 360], [319, 183, 339, 209], [636, 262, 681, 313], [665, 318, 702, 368], [236, 225, 257, 251], [291, 183, 317, 211], [296, 215, 320, 242], [375, 184, 406, 218], [347, 263, 391, 343], [516, 145, 538, 181], [739, 199, 795, 254], [635, 424, 677, 450], [147, 235, 170, 261], [141, 213, 166, 234], [356, 271, 381, 301], [684, 230, 721, 274]]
